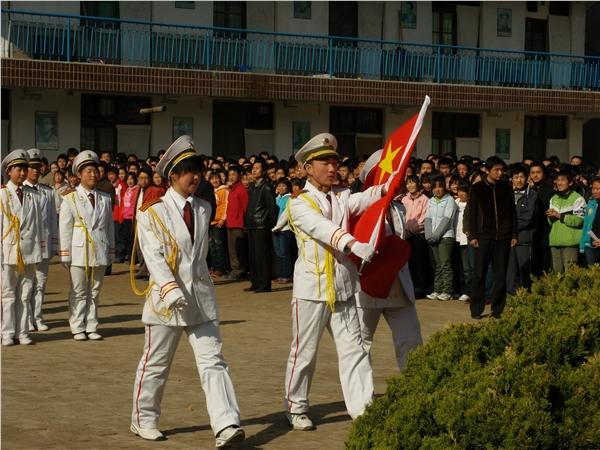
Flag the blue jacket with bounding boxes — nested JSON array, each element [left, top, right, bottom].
[[579, 198, 598, 253], [424, 192, 457, 242]]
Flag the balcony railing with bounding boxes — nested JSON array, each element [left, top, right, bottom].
[[2, 9, 599, 91]]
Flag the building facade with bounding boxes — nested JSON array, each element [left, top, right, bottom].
[[1, 1, 599, 166]]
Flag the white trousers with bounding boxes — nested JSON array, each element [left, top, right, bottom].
[[357, 302, 423, 370], [284, 296, 374, 419], [29, 258, 50, 327], [132, 321, 241, 435], [2, 264, 35, 341], [69, 265, 106, 334]]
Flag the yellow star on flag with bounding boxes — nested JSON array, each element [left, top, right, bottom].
[[377, 142, 402, 184]]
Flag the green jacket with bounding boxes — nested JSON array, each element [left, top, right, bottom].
[[548, 190, 586, 247]]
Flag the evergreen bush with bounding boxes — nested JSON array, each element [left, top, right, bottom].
[[347, 265, 600, 450]]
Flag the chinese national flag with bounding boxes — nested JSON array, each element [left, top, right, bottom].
[[351, 96, 430, 298]]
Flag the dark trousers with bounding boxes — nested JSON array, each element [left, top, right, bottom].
[[273, 230, 296, 280], [227, 228, 248, 276], [506, 245, 532, 296], [208, 225, 228, 272], [123, 218, 135, 262], [248, 228, 274, 291], [407, 234, 430, 296], [470, 238, 511, 318], [114, 221, 127, 261], [531, 244, 552, 278]]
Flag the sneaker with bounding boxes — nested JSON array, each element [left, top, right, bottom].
[[87, 332, 103, 340], [223, 272, 241, 280], [36, 321, 50, 331], [211, 271, 224, 277], [437, 293, 452, 301], [285, 412, 315, 431], [280, 278, 292, 283], [18, 336, 33, 345], [459, 294, 470, 302], [74, 332, 88, 341], [453, 293, 461, 300], [29, 323, 37, 332], [130, 423, 166, 441], [2, 339, 14, 347], [215, 425, 245, 448], [426, 292, 440, 300]]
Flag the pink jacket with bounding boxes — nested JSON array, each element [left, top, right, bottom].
[[401, 191, 428, 237]]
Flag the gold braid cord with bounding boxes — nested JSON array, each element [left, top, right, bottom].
[[130, 207, 179, 322], [0, 190, 25, 274], [287, 194, 337, 312], [69, 192, 96, 282]]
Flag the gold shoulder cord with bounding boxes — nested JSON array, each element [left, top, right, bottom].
[[287, 194, 336, 312], [0, 189, 25, 274], [130, 207, 179, 322], [69, 192, 96, 282]]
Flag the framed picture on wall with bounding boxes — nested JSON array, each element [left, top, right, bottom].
[[497, 8, 512, 37], [294, 1, 311, 19], [173, 118, 193, 141], [35, 111, 59, 150], [293, 122, 310, 151], [496, 129, 510, 159], [401, 1, 417, 29]]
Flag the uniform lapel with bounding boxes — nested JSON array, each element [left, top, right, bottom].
[[164, 193, 193, 259]]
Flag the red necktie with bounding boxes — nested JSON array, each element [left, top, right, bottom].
[[326, 193, 332, 205], [88, 193, 95, 209], [183, 201, 194, 242], [16, 187, 23, 205]]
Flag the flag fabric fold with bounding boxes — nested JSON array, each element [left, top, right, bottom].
[[352, 96, 431, 298]]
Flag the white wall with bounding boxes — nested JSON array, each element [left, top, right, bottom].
[[149, 96, 211, 155], [9, 88, 80, 159], [247, 2, 275, 32], [275, 1, 328, 36], [480, 2, 526, 52], [273, 101, 327, 160], [481, 112, 523, 163], [151, 1, 213, 27]]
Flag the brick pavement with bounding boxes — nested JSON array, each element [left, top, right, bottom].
[[1, 260, 479, 449]]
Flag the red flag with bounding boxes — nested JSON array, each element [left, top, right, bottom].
[[352, 96, 430, 298]]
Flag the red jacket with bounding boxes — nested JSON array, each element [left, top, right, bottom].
[[226, 181, 248, 229], [112, 178, 127, 224]]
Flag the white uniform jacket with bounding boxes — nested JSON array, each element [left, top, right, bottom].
[[25, 181, 58, 259], [59, 185, 115, 267], [0, 181, 44, 266], [137, 189, 218, 327], [356, 202, 416, 308], [288, 182, 384, 302]]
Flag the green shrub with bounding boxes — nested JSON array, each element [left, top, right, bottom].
[[347, 265, 600, 450]]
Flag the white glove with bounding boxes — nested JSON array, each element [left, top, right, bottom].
[[165, 297, 187, 311], [350, 241, 377, 262], [61, 262, 71, 271], [383, 170, 399, 195]]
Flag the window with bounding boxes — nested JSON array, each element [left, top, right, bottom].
[[549, 2, 569, 16], [526, 2, 538, 13], [80, 2, 120, 28], [80, 94, 150, 152], [431, 112, 480, 155], [330, 107, 383, 157], [329, 2, 358, 47], [525, 18, 548, 56], [432, 2, 457, 48], [213, 1, 246, 37], [523, 115, 567, 161]]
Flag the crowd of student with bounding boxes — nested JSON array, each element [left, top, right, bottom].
[[20, 146, 600, 305]]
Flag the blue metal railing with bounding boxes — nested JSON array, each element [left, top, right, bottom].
[[2, 9, 599, 91]]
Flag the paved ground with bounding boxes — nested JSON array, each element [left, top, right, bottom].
[[1, 259, 482, 449]]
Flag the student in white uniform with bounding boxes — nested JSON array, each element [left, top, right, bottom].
[[355, 151, 423, 371], [24, 149, 58, 332], [1, 149, 44, 346], [130, 136, 244, 448], [283, 133, 396, 430], [59, 151, 115, 341]]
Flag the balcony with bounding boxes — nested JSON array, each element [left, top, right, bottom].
[[1, 9, 599, 91]]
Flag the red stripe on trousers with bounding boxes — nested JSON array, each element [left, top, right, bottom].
[[286, 298, 300, 412], [135, 325, 152, 426]]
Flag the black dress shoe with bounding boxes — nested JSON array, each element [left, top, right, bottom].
[[471, 315, 483, 320], [243, 286, 258, 292], [254, 288, 271, 293]]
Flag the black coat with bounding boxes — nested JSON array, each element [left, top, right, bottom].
[[468, 178, 518, 241], [245, 178, 278, 230], [514, 185, 538, 245]]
